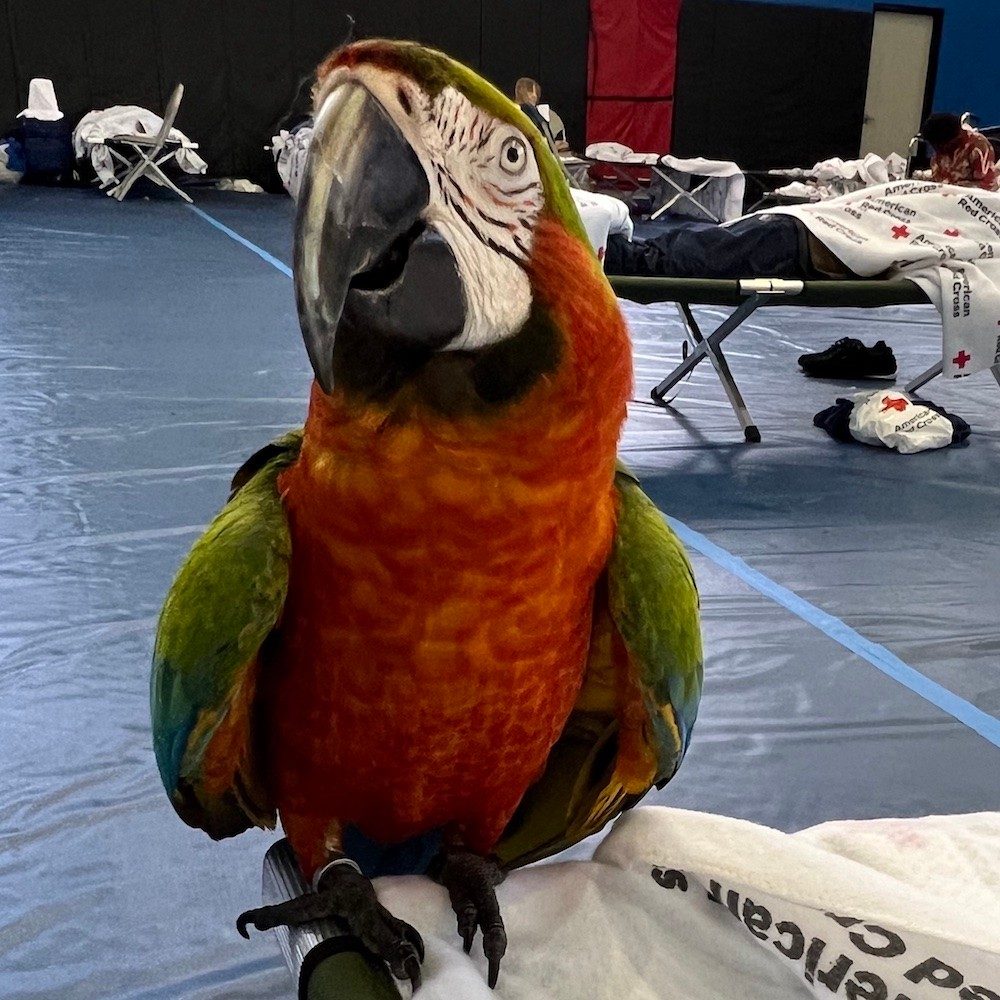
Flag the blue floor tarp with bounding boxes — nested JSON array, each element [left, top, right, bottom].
[[1, 186, 997, 999]]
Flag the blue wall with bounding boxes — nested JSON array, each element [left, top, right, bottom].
[[735, 0, 1000, 126]]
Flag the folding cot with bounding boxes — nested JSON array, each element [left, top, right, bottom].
[[583, 150, 744, 223], [606, 275, 1000, 443]]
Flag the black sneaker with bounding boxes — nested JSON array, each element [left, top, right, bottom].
[[798, 338, 897, 379]]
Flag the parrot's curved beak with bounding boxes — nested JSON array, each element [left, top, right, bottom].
[[294, 80, 465, 396]]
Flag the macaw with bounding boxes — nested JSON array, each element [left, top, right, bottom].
[[151, 39, 702, 992]]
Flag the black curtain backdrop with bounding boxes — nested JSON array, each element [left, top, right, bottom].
[[671, 0, 874, 170], [0, 0, 589, 188]]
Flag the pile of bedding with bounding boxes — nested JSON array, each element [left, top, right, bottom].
[[771, 153, 908, 201]]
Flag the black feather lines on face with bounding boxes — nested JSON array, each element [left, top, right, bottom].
[[432, 100, 535, 271]]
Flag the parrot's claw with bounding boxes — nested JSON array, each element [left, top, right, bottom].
[[433, 851, 507, 989], [236, 863, 425, 991]]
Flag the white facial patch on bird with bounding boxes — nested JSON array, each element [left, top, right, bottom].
[[346, 68, 545, 351]]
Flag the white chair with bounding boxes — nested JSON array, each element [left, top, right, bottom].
[[106, 85, 195, 203]]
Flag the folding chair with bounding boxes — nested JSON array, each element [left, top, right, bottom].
[[107, 84, 195, 203]]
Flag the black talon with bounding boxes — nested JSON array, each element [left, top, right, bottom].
[[458, 903, 477, 953], [402, 922, 426, 963], [403, 953, 422, 992], [433, 851, 508, 987], [484, 924, 507, 989], [237, 861, 425, 990]]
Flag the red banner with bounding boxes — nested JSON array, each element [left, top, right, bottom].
[[586, 0, 681, 153]]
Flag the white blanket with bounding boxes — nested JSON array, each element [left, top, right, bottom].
[[73, 105, 207, 185], [375, 807, 1000, 1000], [771, 180, 1000, 379]]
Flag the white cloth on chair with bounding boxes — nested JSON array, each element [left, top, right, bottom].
[[73, 106, 207, 185], [771, 180, 1000, 379], [658, 155, 746, 221], [374, 807, 1000, 999]]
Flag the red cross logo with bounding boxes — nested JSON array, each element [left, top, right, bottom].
[[944, 228, 961, 237], [880, 396, 908, 413], [953, 350, 972, 369], [891, 225, 910, 240]]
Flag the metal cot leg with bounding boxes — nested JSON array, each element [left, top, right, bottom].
[[651, 295, 765, 442], [904, 360, 944, 395]]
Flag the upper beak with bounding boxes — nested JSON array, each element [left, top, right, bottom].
[[294, 80, 464, 395]]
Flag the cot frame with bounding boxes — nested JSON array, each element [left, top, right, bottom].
[[649, 168, 722, 223], [607, 275, 1000, 443]]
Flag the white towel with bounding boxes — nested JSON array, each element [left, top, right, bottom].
[[585, 141, 659, 165], [371, 807, 1000, 999], [770, 180, 1000, 379]]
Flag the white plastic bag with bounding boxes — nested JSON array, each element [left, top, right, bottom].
[[849, 390, 958, 454]]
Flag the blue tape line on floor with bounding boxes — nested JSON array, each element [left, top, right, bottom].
[[669, 516, 1000, 749], [187, 203, 1000, 750], [186, 204, 293, 277]]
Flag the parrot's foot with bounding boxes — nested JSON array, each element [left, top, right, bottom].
[[237, 860, 424, 991], [432, 851, 507, 989]]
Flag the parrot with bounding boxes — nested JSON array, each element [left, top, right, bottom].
[[151, 38, 702, 992]]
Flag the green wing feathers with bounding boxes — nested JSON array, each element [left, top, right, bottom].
[[498, 465, 703, 867], [150, 432, 301, 839], [607, 463, 703, 774]]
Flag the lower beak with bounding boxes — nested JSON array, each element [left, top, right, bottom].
[[294, 81, 464, 395]]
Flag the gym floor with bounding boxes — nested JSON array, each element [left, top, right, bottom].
[[2, 185, 997, 999]]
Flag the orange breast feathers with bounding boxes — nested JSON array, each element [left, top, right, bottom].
[[264, 220, 633, 866]]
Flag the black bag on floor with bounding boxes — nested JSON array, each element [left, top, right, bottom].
[[17, 118, 74, 182]]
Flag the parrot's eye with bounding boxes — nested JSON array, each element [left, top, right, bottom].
[[499, 136, 527, 176]]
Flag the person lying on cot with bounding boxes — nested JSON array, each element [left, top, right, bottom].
[[604, 216, 852, 280], [921, 113, 1000, 192]]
